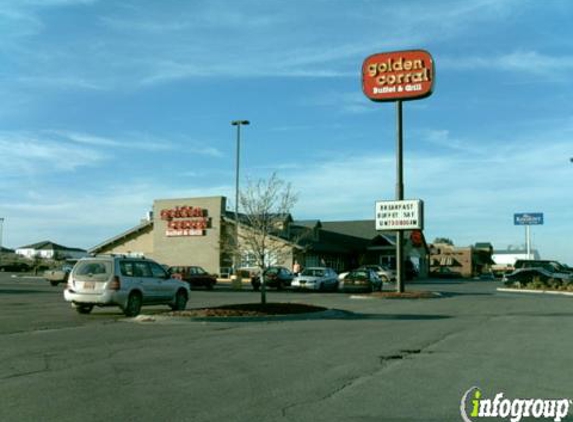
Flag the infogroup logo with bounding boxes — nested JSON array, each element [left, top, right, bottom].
[[460, 386, 572, 422]]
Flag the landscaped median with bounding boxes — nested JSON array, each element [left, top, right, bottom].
[[351, 291, 441, 300], [497, 287, 573, 297], [128, 302, 340, 323], [500, 278, 573, 297]]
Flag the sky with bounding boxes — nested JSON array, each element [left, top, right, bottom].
[[0, 0, 572, 264]]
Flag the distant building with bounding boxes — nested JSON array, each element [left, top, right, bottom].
[[16, 241, 87, 260], [492, 248, 541, 267], [429, 242, 494, 278]]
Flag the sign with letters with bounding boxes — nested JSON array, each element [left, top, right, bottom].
[[375, 199, 424, 231], [514, 212, 544, 226], [362, 50, 435, 102]]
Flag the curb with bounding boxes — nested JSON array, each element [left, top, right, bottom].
[[497, 287, 573, 297], [128, 308, 350, 323]]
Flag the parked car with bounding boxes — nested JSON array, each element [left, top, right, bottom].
[[251, 266, 294, 291], [44, 263, 76, 286], [168, 265, 217, 290], [339, 268, 382, 293], [291, 267, 339, 291], [514, 259, 573, 274], [503, 267, 573, 287], [430, 267, 463, 279], [64, 255, 190, 316], [358, 264, 396, 282]]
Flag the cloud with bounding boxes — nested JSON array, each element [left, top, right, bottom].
[[440, 51, 573, 79], [0, 131, 106, 175]]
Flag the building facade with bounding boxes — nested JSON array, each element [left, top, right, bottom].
[[429, 242, 494, 278], [89, 196, 430, 277]]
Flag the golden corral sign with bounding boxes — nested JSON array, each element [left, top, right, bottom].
[[160, 206, 210, 237], [362, 50, 434, 102]]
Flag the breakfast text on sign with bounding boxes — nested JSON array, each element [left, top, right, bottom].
[[375, 200, 423, 231]]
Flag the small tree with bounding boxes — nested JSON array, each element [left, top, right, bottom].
[[433, 237, 454, 245], [236, 173, 298, 305]]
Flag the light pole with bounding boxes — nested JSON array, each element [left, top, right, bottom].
[[0, 218, 4, 266], [231, 120, 250, 274]]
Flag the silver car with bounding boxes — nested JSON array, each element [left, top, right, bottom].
[[291, 267, 339, 291], [64, 255, 190, 316]]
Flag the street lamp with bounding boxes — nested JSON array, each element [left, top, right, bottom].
[[0, 218, 4, 266], [231, 120, 250, 273]]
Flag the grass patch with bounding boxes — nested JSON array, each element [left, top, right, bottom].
[[168, 302, 328, 317]]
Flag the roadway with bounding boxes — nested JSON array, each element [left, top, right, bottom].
[[1, 273, 572, 422]]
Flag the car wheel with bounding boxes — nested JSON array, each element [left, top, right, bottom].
[[318, 282, 325, 292], [124, 292, 142, 317], [276, 280, 284, 290], [50, 280, 59, 287], [171, 289, 188, 311], [75, 304, 93, 314], [206, 282, 214, 290]]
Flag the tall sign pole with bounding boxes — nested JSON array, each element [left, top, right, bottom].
[[514, 212, 543, 260], [395, 100, 405, 291], [363, 50, 435, 293]]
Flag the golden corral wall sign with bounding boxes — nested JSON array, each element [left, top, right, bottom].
[[362, 50, 434, 102], [160, 206, 210, 237]]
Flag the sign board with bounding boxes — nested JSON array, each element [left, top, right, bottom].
[[362, 50, 435, 102], [160, 205, 210, 236], [375, 199, 424, 231], [514, 212, 544, 226]]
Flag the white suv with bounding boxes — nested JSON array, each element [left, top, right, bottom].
[[64, 255, 190, 316]]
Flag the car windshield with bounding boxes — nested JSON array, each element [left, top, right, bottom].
[[74, 260, 112, 282], [265, 267, 280, 275], [348, 270, 368, 280], [194, 267, 207, 275], [301, 268, 325, 277]]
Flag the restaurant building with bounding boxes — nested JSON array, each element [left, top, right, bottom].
[[89, 196, 429, 277]]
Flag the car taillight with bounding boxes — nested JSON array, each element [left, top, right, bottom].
[[108, 276, 121, 290]]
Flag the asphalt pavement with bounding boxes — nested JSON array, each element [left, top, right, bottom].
[[1, 273, 572, 422]]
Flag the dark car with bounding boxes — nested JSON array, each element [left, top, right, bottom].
[[339, 268, 382, 293], [251, 266, 294, 291], [430, 267, 463, 279], [514, 259, 573, 274], [503, 267, 572, 287], [169, 266, 217, 290]]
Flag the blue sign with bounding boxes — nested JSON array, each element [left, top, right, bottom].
[[514, 212, 544, 225]]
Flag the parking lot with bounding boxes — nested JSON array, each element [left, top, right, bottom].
[[1, 272, 572, 422]]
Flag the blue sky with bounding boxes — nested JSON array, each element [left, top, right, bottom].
[[1, 0, 572, 264]]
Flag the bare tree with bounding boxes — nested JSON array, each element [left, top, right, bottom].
[[232, 173, 298, 305]]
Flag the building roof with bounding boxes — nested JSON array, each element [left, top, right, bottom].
[[292, 220, 322, 229], [321, 220, 381, 240], [89, 220, 153, 253], [320, 220, 429, 252], [17, 240, 86, 252]]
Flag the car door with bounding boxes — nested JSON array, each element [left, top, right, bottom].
[[326, 268, 337, 289], [132, 261, 157, 303], [149, 261, 174, 300]]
